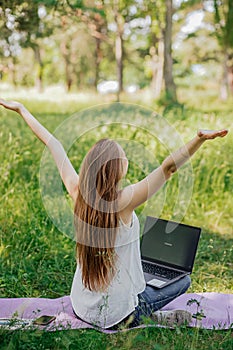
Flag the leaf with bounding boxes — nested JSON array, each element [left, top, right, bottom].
[[192, 311, 206, 320], [187, 298, 200, 307]]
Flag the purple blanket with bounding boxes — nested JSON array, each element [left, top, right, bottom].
[[0, 293, 232, 332]]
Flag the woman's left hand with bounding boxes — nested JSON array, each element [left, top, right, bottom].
[[197, 129, 228, 140], [0, 98, 23, 113]]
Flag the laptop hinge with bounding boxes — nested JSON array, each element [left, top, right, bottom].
[[141, 258, 190, 274]]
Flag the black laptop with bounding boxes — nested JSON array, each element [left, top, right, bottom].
[[141, 216, 201, 288]]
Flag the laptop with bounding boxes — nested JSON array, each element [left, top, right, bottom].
[[141, 216, 201, 288]]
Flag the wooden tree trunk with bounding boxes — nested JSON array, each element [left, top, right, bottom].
[[116, 31, 123, 92], [33, 46, 44, 93], [163, 0, 177, 102], [220, 50, 233, 100], [60, 40, 73, 92], [9, 57, 17, 87], [156, 40, 164, 98], [65, 63, 73, 92], [114, 3, 124, 101], [220, 52, 228, 100], [115, 28, 123, 101], [151, 39, 164, 99], [94, 37, 102, 90], [226, 52, 233, 95]]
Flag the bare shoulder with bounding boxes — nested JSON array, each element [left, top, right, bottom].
[[117, 186, 134, 211]]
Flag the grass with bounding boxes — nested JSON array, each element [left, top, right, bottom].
[[0, 84, 232, 349], [0, 327, 232, 350]]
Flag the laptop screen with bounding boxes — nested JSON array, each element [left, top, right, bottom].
[[141, 216, 201, 272]]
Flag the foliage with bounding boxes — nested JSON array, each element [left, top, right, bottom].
[[0, 0, 232, 97], [213, 0, 233, 48]]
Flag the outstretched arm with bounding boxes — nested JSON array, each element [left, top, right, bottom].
[[0, 99, 79, 202], [119, 129, 228, 211]]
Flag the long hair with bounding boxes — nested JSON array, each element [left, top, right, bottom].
[[74, 139, 125, 292]]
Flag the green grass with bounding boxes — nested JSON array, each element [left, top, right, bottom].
[[0, 327, 232, 350], [0, 86, 232, 349]]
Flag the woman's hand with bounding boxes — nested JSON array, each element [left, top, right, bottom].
[[197, 129, 228, 140], [1, 97, 79, 201], [0, 98, 23, 113]]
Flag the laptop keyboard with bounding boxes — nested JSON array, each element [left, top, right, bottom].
[[142, 261, 183, 280]]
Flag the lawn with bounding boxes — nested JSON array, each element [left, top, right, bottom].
[[0, 85, 232, 349]]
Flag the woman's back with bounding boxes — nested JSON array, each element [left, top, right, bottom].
[[70, 211, 146, 329]]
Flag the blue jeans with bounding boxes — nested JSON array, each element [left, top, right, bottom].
[[125, 275, 191, 328]]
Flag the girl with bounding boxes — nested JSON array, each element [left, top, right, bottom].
[[0, 98, 228, 329]]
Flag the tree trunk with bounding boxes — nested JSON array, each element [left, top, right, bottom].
[[94, 37, 102, 90], [115, 31, 123, 94], [77, 57, 85, 88], [156, 40, 164, 98], [9, 57, 17, 87], [151, 39, 164, 99], [60, 40, 73, 92], [226, 51, 233, 95], [220, 52, 228, 100], [163, 0, 177, 102], [114, 4, 124, 101], [220, 50, 233, 99], [33, 46, 44, 93]]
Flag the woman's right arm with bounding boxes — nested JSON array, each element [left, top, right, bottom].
[[0, 99, 79, 202], [119, 129, 228, 211]]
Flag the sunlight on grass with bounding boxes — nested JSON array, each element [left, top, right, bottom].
[[1, 87, 232, 297], [0, 86, 232, 350]]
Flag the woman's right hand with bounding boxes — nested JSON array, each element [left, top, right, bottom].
[[0, 98, 23, 113], [197, 129, 228, 140]]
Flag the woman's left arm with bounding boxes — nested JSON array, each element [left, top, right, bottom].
[[0, 99, 79, 202]]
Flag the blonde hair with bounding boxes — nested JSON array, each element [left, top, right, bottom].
[[74, 139, 125, 292]]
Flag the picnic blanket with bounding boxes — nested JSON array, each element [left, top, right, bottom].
[[0, 293, 232, 332]]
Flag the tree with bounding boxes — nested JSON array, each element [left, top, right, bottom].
[[176, 0, 233, 99], [142, 0, 178, 101], [163, 0, 177, 102], [143, 0, 165, 99], [0, 1, 54, 91], [213, 0, 233, 98], [105, 0, 146, 100], [76, 5, 108, 90], [105, 0, 128, 99], [0, 1, 23, 86], [59, 15, 96, 91]]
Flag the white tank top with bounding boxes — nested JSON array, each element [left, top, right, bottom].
[[70, 211, 146, 328]]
